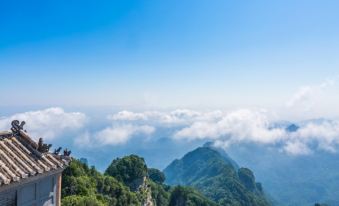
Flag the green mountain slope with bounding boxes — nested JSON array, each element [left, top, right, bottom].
[[62, 156, 215, 206], [164, 146, 271, 206]]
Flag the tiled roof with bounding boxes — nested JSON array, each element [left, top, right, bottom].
[[0, 120, 71, 186]]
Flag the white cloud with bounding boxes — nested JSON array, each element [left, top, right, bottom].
[[77, 109, 223, 147], [108, 109, 223, 126], [294, 121, 339, 153], [286, 86, 313, 110], [95, 124, 155, 145], [0, 107, 87, 140], [286, 79, 336, 111], [79, 109, 208, 147], [75, 124, 155, 147], [110, 111, 148, 121], [283, 141, 312, 155], [174, 109, 285, 144]]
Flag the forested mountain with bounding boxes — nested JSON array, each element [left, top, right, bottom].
[[61, 155, 215, 206], [61, 143, 273, 206], [164, 145, 271, 206]]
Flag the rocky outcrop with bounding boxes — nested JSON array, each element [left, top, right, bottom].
[[135, 176, 154, 206]]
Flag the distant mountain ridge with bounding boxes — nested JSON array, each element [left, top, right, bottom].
[[225, 142, 339, 206], [285, 124, 299, 132], [164, 144, 271, 206]]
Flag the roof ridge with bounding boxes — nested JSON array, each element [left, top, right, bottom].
[[0, 131, 12, 139]]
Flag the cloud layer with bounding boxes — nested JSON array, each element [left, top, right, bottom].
[[0, 107, 87, 140], [109, 109, 223, 125], [174, 109, 284, 144], [104, 109, 339, 155], [2, 106, 339, 156]]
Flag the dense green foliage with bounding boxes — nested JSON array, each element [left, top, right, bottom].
[[105, 155, 148, 190], [148, 179, 171, 205], [148, 168, 166, 184], [164, 146, 271, 206], [62, 195, 106, 206], [62, 159, 140, 206], [238, 168, 256, 191], [169, 186, 217, 206], [62, 155, 214, 206]]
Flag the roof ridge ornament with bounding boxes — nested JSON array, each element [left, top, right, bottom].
[[53, 147, 62, 155], [11, 120, 26, 134], [37, 138, 52, 153], [63, 148, 71, 156]]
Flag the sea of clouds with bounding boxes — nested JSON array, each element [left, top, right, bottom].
[[1, 78, 338, 156], [1, 107, 339, 156]]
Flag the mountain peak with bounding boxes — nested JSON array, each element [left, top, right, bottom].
[[286, 123, 299, 132], [164, 145, 271, 206]]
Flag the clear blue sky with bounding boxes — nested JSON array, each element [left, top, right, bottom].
[[1, 0, 339, 109]]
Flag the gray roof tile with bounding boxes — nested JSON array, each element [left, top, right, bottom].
[[0, 121, 70, 186]]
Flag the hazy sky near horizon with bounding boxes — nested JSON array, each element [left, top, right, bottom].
[[1, 0, 339, 116]]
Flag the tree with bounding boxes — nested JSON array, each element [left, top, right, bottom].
[[62, 159, 141, 206], [62, 195, 106, 206], [148, 168, 166, 184], [149, 180, 171, 206], [169, 186, 217, 206], [105, 155, 148, 190], [238, 168, 256, 191]]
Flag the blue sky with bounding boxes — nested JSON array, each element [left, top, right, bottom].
[[1, 0, 339, 110]]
